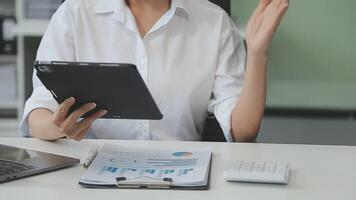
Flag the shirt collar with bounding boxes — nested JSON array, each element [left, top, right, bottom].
[[93, 0, 190, 20], [92, 0, 125, 22], [172, 0, 191, 18], [93, 0, 120, 13], [172, 0, 191, 16]]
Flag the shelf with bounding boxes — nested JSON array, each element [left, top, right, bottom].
[[15, 19, 49, 37], [266, 80, 356, 110], [0, 55, 17, 63], [0, 118, 19, 137], [0, 101, 18, 109]]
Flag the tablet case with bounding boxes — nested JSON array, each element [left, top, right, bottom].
[[34, 61, 163, 120]]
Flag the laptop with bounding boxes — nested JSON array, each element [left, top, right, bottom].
[[0, 144, 80, 183]]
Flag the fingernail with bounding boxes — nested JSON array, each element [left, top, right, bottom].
[[68, 97, 75, 103], [100, 110, 107, 115], [89, 103, 97, 109]]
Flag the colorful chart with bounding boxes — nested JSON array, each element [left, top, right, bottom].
[[99, 166, 118, 175], [178, 168, 194, 176], [139, 169, 156, 175], [158, 169, 176, 177], [172, 152, 193, 157]]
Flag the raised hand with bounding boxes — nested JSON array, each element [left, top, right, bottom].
[[246, 0, 289, 56]]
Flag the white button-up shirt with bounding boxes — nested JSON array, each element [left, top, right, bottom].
[[20, 0, 246, 142]]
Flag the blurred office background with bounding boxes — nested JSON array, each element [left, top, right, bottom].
[[0, 0, 355, 145]]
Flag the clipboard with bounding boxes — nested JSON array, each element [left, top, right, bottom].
[[78, 144, 212, 190], [79, 177, 174, 189], [79, 169, 211, 190]]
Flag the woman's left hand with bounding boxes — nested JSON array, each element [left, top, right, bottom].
[[246, 0, 289, 57]]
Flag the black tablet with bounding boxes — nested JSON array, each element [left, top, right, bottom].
[[34, 61, 163, 120]]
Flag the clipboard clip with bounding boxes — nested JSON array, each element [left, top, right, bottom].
[[116, 177, 173, 189]]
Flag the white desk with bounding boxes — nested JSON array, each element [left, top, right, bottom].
[[0, 138, 355, 200]]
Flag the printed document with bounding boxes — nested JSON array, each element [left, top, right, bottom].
[[80, 144, 212, 187]]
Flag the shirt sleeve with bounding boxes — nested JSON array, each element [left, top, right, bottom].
[[208, 13, 246, 142], [19, 1, 76, 137]]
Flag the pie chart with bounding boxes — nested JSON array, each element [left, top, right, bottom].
[[172, 152, 193, 157]]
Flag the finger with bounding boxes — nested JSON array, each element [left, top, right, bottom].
[[271, 0, 289, 26], [63, 128, 77, 139], [262, 0, 289, 23], [278, 0, 289, 14], [73, 126, 91, 141], [254, 0, 271, 15], [52, 97, 75, 126], [273, 0, 289, 13], [62, 102, 97, 129], [260, 1, 289, 38], [263, 0, 282, 14], [74, 109, 107, 135]]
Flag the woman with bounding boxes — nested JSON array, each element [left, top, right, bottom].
[[21, 0, 289, 142]]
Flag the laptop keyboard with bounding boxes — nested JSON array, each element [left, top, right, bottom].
[[0, 159, 37, 176]]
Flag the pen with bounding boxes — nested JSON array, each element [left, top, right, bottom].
[[83, 147, 99, 169]]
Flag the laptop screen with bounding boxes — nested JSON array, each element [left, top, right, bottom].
[[0, 145, 39, 162]]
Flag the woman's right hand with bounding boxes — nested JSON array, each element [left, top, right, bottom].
[[52, 97, 107, 141]]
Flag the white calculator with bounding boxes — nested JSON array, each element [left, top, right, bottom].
[[223, 161, 290, 184]]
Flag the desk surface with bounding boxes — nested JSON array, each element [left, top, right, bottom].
[[0, 138, 355, 200]]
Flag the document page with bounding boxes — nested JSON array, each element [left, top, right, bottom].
[[80, 144, 212, 187]]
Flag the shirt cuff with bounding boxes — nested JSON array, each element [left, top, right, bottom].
[[19, 88, 58, 137], [213, 97, 238, 143]]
